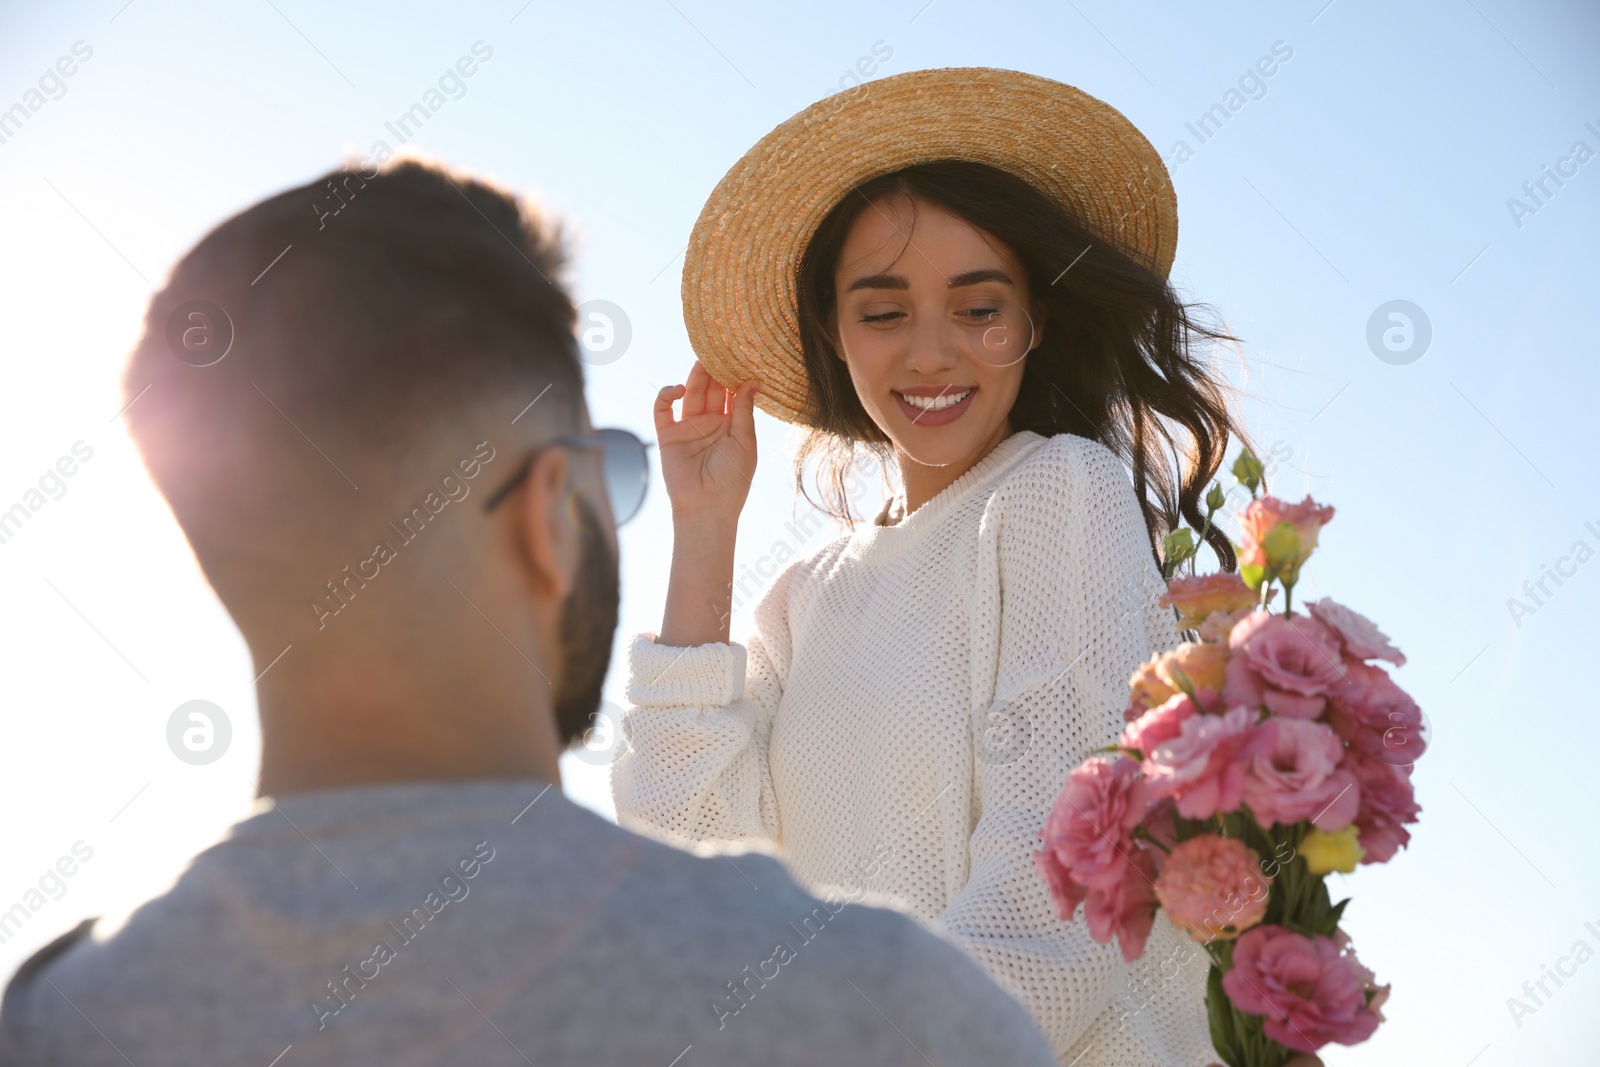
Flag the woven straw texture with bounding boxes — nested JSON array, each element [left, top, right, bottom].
[[681, 67, 1177, 425]]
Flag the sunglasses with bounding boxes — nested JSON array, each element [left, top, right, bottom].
[[481, 428, 653, 525]]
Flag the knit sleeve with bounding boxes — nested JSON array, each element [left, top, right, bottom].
[[935, 437, 1185, 1060], [609, 563, 795, 845]]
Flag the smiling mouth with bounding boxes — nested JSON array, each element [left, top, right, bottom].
[[896, 388, 973, 412]]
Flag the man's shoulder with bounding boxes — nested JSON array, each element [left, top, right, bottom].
[[603, 829, 1053, 1065]]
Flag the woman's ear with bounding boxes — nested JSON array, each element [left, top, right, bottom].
[[514, 448, 577, 602]]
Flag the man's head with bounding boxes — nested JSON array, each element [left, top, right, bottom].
[[124, 156, 619, 790]]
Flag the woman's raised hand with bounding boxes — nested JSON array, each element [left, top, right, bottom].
[[654, 362, 759, 647], [653, 361, 760, 526]]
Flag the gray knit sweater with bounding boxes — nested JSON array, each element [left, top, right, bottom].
[[0, 779, 1054, 1066]]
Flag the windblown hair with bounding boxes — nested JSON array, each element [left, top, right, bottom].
[[793, 160, 1248, 570]]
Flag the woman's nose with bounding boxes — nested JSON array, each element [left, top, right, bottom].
[[902, 311, 961, 375]]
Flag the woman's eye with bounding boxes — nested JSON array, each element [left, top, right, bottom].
[[961, 307, 1002, 321], [859, 310, 903, 324]]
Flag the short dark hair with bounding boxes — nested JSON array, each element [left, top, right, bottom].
[[123, 156, 583, 611]]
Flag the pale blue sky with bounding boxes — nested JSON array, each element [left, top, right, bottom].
[[1, 1, 1597, 1063]]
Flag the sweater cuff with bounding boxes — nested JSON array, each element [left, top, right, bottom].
[[626, 633, 747, 708]]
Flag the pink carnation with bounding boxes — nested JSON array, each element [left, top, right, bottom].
[[1327, 659, 1428, 766], [1143, 706, 1274, 820], [1153, 834, 1270, 943], [1083, 845, 1161, 962], [1240, 719, 1360, 831], [1119, 689, 1221, 756], [1307, 598, 1406, 666], [1343, 748, 1421, 864], [1223, 610, 1346, 720], [1222, 925, 1382, 1052], [1037, 757, 1149, 893]]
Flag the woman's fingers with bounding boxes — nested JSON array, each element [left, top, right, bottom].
[[702, 366, 731, 418], [681, 361, 711, 418], [653, 383, 687, 438], [730, 379, 759, 448]]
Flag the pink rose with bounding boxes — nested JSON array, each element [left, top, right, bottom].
[[1162, 572, 1258, 630], [1083, 845, 1161, 962], [1119, 689, 1221, 757], [1307, 598, 1406, 666], [1343, 748, 1421, 864], [1153, 834, 1271, 943], [1334, 929, 1391, 1024], [1222, 925, 1382, 1052], [1144, 706, 1274, 820], [1237, 495, 1336, 578], [1223, 611, 1346, 720], [1037, 757, 1150, 893], [1327, 659, 1427, 766], [1240, 719, 1360, 831]]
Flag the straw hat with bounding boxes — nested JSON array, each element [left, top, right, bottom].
[[680, 67, 1177, 425]]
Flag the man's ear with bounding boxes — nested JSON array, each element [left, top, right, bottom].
[[514, 448, 576, 602]]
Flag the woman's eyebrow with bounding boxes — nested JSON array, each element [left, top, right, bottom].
[[846, 272, 909, 292], [947, 268, 1013, 288]]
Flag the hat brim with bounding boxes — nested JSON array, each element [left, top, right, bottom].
[[680, 67, 1177, 425]]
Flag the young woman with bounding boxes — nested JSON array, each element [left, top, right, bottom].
[[614, 69, 1275, 1066]]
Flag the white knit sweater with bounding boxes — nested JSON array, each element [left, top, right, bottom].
[[614, 431, 1218, 1066]]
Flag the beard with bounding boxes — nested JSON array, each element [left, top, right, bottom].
[[550, 494, 620, 748]]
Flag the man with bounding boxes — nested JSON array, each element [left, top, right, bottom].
[[0, 158, 1055, 1066]]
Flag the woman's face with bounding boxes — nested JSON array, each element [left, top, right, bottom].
[[831, 195, 1040, 471]]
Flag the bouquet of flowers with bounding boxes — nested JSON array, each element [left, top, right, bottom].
[[1035, 450, 1422, 1066]]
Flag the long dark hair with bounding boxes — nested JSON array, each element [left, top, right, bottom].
[[793, 160, 1247, 571]]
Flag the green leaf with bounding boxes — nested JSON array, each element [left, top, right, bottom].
[[1207, 963, 1240, 1066]]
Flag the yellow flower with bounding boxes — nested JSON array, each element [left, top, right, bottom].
[[1300, 826, 1365, 875]]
